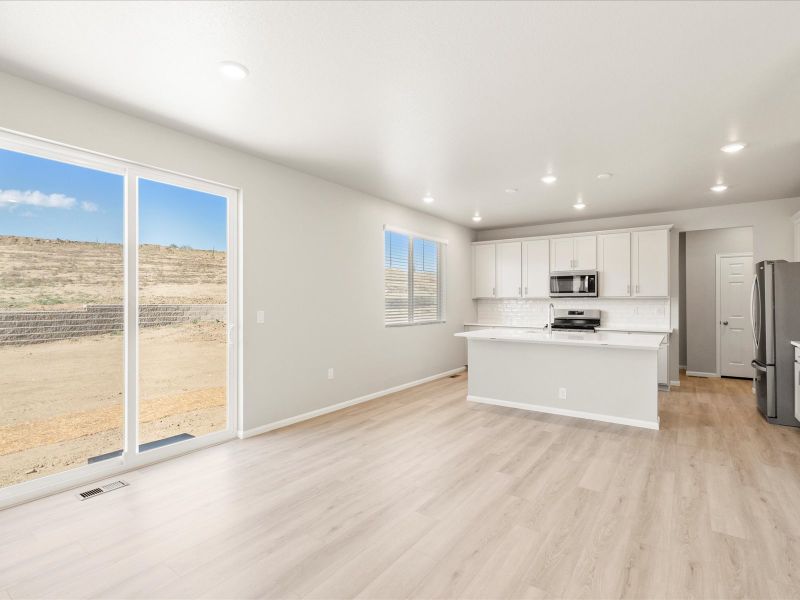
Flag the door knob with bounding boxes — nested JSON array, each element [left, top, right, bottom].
[[722, 320, 729, 325]]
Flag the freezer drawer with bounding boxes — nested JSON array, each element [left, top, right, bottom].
[[753, 360, 776, 419]]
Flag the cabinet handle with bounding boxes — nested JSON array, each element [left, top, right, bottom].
[[492, 287, 496, 297], [518, 286, 522, 296], [635, 284, 640, 293], [524, 286, 528, 296], [627, 284, 630, 295]]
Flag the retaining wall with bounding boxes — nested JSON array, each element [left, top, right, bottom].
[[0, 304, 226, 346]]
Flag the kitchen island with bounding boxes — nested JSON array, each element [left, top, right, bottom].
[[455, 328, 665, 429]]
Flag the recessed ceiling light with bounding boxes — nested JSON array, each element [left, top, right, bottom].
[[219, 61, 249, 80], [710, 184, 728, 193], [505, 188, 518, 194], [541, 174, 557, 185], [596, 173, 613, 180], [573, 197, 586, 210], [721, 142, 746, 154], [422, 195, 435, 204], [472, 212, 483, 222]]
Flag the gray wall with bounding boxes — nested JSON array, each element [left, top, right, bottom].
[[684, 227, 753, 374], [476, 198, 800, 385], [0, 71, 476, 432], [679, 233, 687, 367]]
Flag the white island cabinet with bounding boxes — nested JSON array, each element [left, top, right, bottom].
[[455, 328, 663, 429]]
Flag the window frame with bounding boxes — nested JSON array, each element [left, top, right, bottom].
[[383, 225, 447, 327]]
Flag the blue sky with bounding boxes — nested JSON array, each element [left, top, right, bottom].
[[384, 231, 437, 273], [0, 148, 227, 250]]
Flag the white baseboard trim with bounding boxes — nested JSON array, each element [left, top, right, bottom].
[[685, 371, 720, 378], [467, 395, 659, 430], [238, 367, 466, 439], [670, 380, 681, 387]]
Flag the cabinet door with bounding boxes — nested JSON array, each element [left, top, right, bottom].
[[632, 229, 669, 297], [473, 244, 496, 298], [597, 233, 631, 297], [573, 235, 597, 270], [496, 242, 522, 298], [550, 238, 574, 272], [522, 240, 549, 298]]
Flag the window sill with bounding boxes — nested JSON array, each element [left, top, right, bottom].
[[385, 320, 446, 328]]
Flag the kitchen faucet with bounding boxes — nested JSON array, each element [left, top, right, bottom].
[[546, 303, 555, 333]]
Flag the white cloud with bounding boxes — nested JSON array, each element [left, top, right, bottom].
[[81, 201, 99, 212], [0, 189, 77, 209]]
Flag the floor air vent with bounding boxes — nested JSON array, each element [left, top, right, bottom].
[[77, 480, 128, 500]]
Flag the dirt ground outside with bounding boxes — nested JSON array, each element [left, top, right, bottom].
[[0, 322, 227, 487], [0, 235, 230, 489]]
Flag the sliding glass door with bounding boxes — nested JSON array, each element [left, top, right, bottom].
[[0, 148, 125, 488], [137, 178, 230, 451], [0, 132, 237, 503]]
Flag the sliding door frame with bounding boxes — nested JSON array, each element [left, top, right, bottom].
[[0, 128, 241, 509]]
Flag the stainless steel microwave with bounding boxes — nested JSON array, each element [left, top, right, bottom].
[[549, 271, 598, 297]]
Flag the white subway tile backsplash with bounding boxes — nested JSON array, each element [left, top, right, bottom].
[[476, 298, 670, 329]]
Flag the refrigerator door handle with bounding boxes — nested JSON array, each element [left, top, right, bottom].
[[751, 360, 767, 373], [750, 273, 759, 348]]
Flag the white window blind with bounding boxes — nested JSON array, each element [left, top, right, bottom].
[[384, 229, 444, 325]]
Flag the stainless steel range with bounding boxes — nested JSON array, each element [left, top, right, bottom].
[[550, 309, 600, 332]]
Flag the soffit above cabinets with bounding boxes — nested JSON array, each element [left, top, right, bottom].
[[1, 3, 799, 228]]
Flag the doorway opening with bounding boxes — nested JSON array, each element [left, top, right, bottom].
[[678, 227, 754, 379]]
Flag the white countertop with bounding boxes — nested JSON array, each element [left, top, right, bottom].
[[464, 323, 673, 334], [596, 325, 673, 334], [455, 328, 665, 350], [464, 322, 545, 329]]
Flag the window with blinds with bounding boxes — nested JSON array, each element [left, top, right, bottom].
[[384, 229, 444, 325]]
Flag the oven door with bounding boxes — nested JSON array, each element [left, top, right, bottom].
[[549, 272, 597, 297]]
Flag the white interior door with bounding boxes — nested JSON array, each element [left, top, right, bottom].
[[495, 242, 522, 297], [522, 240, 549, 297], [473, 244, 496, 298], [719, 254, 754, 378]]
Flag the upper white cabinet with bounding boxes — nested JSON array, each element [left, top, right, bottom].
[[632, 229, 669, 297], [472, 226, 670, 301], [549, 236, 596, 271], [550, 238, 574, 272], [597, 232, 631, 297], [522, 240, 550, 298], [573, 236, 597, 270], [473, 244, 496, 298], [496, 242, 522, 298]]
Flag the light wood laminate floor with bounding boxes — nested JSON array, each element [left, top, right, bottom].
[[2, 371, 800, 599]]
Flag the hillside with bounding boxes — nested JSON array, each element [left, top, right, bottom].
[[0, 235, 226, 309]]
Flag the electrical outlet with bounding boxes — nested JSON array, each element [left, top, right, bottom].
[[558, 387, 567, 400], [256, 310, 265, 324], [327, 368, 335, 380]]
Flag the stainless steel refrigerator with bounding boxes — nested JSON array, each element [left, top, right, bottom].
[[751, 260, 800, 426]]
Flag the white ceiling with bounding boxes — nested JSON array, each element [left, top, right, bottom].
[[1, 1, 800, 229]]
